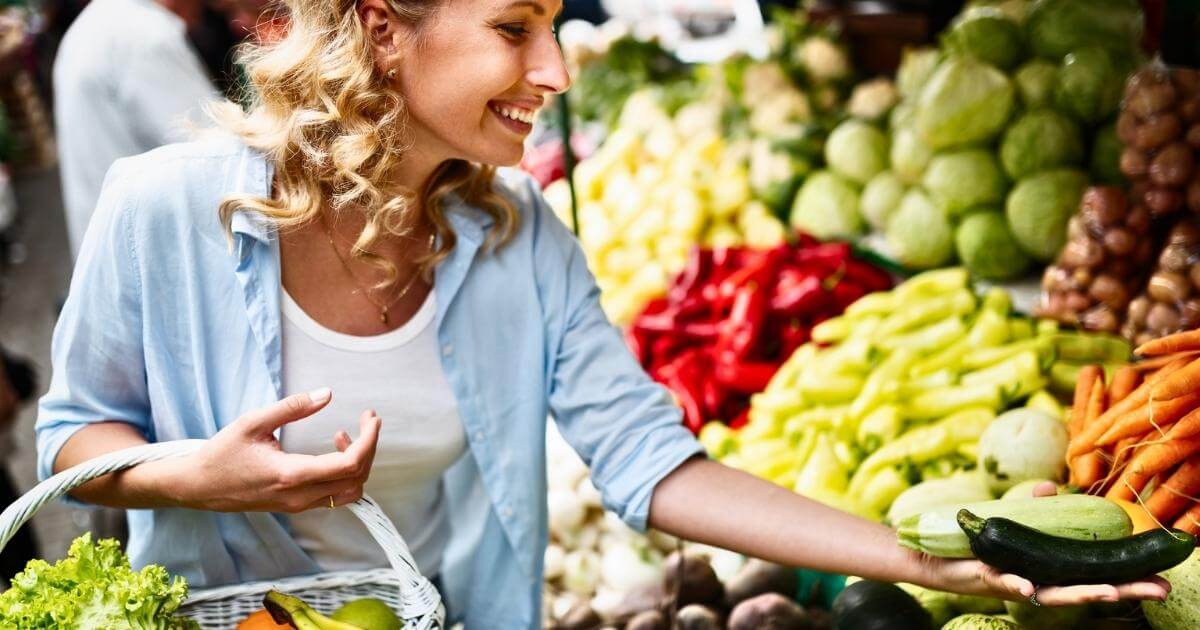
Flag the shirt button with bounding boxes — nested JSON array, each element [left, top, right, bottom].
[[442, 344, 454, 356], [473, 431, 484, 442]]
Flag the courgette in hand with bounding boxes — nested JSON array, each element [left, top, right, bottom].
[[958, 509, 1196, 586]]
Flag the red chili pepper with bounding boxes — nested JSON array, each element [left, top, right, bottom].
[[779, 319, 811, 359], [830, 279, 868, 310], [658, 350, 709, 433], [770, 274, 827, 315], [680, 321, 721, 340], [626, 329, 648, 365], [668, 248, 712, 303], [714, 359, 778, 394], [719, 285, 768, 359], [729, 408, 750, 430], [842, 259, 893, 293], [795, 242, 851, 274], [702, 377, 726, 421]]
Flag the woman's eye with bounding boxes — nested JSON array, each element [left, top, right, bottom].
[[498, 23, 530, 39]]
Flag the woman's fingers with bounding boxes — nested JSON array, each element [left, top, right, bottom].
[[334, 430, 351, 452], [237, 387, 333, 437], [280, 412, 381, 485], [1031, 481, 1058, 498], [1113, 578, 1171, 601], [1034, 584, 1120, 605]]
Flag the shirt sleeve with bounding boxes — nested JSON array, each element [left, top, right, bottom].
[[36, 159, 153, 483], [119, 35, 218, 146], [528, 177, 706, 532]]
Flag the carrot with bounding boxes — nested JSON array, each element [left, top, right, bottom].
[[1146, 356, 1200, 401], [1146, 459, 1200, 523], [1071, 365, 1103, 437], [1136, 329, 1200, 357], [1108, 365, 1141, 403], [1068, 356, 1194, 457], [1133, 351, 1200, 372], [1095, 391, 1200, 447], [1070, 379, 1109, 490], [1173, 501, 1200, 536], [1107, 435, 1200, 501], [1165, 407, 1200, 442]]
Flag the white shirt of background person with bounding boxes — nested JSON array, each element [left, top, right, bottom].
[[53, 0, 219, 257]]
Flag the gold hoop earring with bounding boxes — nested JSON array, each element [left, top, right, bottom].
[[386, 68, 397, 80]]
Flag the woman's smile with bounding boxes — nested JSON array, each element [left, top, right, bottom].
[[487, 99, 540, 136]]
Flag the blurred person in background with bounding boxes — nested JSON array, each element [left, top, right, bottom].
[[0, 349, 37, 583], [53, 0, 219, 258]]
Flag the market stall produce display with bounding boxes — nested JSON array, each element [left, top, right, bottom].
[[799, 0, 1146, 280], [704, 268, 1125, 520], [627, 239, 891, 433]]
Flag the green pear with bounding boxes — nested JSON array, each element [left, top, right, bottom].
[[331, 598, 403, 630]]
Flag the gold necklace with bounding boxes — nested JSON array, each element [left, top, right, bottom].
[[321, 221, 435, 325]]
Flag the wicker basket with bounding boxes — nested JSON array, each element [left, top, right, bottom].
[[0, 440, 446, 629]]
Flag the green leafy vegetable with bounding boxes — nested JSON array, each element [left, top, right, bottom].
[[1013, 60, 1058, 108], [1024, 0, 1143, 60], [860, 171, 906, 231], [999, 109, 1083, 179], [790, 170, 863, 240], [1090, 121, 1125, 186], [944, 7, 1025, 70], [1054, 46, 1124, 124], [923, 149, 1007, 218], [886, 189, 955, 270], [916, 57, 1015, 151], [956, 211, 1032, 281], [825, 119, 888, 185], [0, 534, 197, 629], [1005, 169, 1088, 261]]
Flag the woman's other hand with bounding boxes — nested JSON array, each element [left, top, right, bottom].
[[161, 388, 381, 513], [920, 481, 1171, 606]]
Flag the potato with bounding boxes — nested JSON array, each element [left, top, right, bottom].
[[1145, 187, 1184, 216], [612, 583, 667, 622], [1188, 179, 1200, 213], [1149, 142, 1195, 187], [662, 553, 724, 609], [625, 610, 668, 630], [1089, 274, 1130, 310], [1148, 271, 1191, 303], [1102, 228, 1136, 256], [556, 603, 603, 630], [1127, 77, 1177, 118], [727, 593, 811, 630], [1119, 147, 1149, 177], [1117, 111, 1140, 144], [723, 559, 799, 608], [1134, 113, 1183, 150], [672, 605, 722, 630], [1082, 305, 1120, 333]]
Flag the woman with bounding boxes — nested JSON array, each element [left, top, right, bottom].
[[37, 1, 1169, 627]]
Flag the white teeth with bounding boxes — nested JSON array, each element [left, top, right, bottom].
[[494, 104, 535, 125]]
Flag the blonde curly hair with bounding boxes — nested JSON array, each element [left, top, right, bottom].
[[212, 0, 519, 286]]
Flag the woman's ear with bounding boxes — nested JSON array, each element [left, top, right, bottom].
[[357, 0, 406, 72]]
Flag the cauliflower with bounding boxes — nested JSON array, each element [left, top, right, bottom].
[[847, 77, 899, 121], [749, 89, 811, 136], [797, 37, 850, 82]]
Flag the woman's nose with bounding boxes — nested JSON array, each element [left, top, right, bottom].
[[527, 34, 572, 95]]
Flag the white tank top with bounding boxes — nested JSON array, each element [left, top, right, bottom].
[[279, 288, 466, 577]]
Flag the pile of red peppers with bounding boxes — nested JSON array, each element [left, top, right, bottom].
[[627, 236, 892, 434]]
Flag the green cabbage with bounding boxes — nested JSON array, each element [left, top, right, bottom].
[[896, 47, 942, 98], [825, 119, 889, 185], [890, 127, 934, 185], [1024, 0, 1143, 60], [999, 109, 1083, 179], [978, 407, 1069, 493], [1054, 47, 1123, 124], [886, 189, 954, 269], [0, 534, 197, 629], [1013, 60, 1058, 109], [790, 170, 863, 240], [1005, 169, 1087, 261], [944, 7, 1025, 71], [923, 150, 1007, 218], [942, 614, 1019, 630], [916, 57, 1015, 151], [955, 211, 1032, 281], [861, 171, 907, 231]]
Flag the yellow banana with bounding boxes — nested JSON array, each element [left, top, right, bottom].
[[263, 590, 366, 630]]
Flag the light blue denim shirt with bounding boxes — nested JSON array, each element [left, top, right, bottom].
[[36, 135, 704, 628]]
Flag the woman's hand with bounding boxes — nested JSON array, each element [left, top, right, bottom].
[[918, 482, 1171, 606], [157, 388, 381, 513]]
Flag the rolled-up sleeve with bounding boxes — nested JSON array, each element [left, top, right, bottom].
[[527, 179, 705, 532], [36, 160, 152, 483]]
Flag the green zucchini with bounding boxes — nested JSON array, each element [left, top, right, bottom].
[[958, 510, 1196, 586], [897, 494, 1132, 558]]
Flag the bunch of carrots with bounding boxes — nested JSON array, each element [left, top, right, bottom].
[[1067, 328, 1200, 535]]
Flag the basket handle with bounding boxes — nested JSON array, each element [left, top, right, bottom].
[[0, 440, 443, 622]]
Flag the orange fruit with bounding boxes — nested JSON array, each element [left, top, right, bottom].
[[237, 609, 294, 630], [1110, 498, 1161, 534]]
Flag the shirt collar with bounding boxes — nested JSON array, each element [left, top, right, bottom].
[[229, 150, 496, 249]]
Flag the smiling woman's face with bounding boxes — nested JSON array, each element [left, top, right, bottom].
[[385, 0, 570, 167]]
